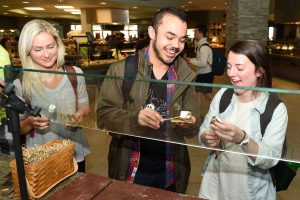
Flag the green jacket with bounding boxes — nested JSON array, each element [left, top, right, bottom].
[[97, 50, 201, 193]]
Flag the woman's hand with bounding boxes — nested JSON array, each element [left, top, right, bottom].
[[30, 116, 50, 131], [210, 121, 245, 144], [201, 129, 221, 148], [69, 104, 90, 126]]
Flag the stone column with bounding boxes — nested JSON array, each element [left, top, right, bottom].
[[226, 0, 270, 51], [80, 8, 92, 33]]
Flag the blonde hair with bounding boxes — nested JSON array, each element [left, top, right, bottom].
[[18, 19, 65, 100]]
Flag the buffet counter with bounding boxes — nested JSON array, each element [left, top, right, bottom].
[[270, 54, 300, 84], [0, 153, 203, 200]]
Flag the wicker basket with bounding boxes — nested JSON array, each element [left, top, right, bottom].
[[9, 140, 78, 199]]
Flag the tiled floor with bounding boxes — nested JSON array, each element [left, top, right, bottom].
[[85, 76, 300, 199]]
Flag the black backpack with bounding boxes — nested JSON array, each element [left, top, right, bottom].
[[122, 54, 138, 104], [200, 43, 227, 76], [220, 89, 296, 191]]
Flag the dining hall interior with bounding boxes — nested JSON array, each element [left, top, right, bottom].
[[0, 0, 299, 199]]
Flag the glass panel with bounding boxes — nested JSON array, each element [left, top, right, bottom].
[[1, 66, 300, 165]]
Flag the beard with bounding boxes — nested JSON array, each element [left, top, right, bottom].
[[152, 37, 180, 66]]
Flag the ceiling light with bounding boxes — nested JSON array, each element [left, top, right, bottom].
[[99, 2, 107, 5], [3, 12, 8, 15], [2, 5, 9, 8], [24, 7, 45, 10], [22, 1, 30, 3], [188, 1, 192, 3], [64, 9, 80, 12], [70, 11, 81, 15], [54, 5, 74, 9], [132, 6, 138, 9]]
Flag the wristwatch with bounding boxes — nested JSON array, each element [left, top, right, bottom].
[[239, 131, 250, 149]]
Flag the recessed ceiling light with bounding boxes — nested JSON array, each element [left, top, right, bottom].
[[22, 1, 30, 3], [188, 1, 192, 4], [99, 2, 107, 5], [70, 11, 81, 15], [24, 7, 45, 10], [54, 5, 74, 9], [213, 6, 216, 9], [132, 6, 138, 9], [3, 12, 8, 15], [181, 6, 185, 8], [64, 9, 80, 12], [2, 5, 9, 8]]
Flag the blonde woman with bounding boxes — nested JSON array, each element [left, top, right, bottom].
[[14, 19, 90, 172]]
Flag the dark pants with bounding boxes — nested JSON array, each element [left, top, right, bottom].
[[195, 72, 214, 93], [133, 169, 176, 192], [77, 160, 86, 172]]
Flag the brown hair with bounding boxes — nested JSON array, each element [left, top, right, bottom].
[[229, 40, 272, 88]]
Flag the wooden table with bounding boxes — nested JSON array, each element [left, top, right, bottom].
[[1, 153, 205, 200], [47, 173, 204, 200]]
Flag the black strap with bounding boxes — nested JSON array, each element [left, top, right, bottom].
[[260, 93, 282, 136], [122, 54, 138, 104], [219, 89, 234, 113]]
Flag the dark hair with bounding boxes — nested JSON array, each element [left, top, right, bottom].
[[195, 25, 207, 37], [229, 40, 272, 88], [139, 32, 145, 39], [151, 7, 187, 31], [0, 38, 10, 49]]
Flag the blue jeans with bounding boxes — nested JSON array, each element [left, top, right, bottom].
[[133, 169, 176, 192]]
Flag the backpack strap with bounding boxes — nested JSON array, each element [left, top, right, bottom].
[[198, 43, 212, 67], [122, 54, 138, 104], [219, 89, 234, 114], [261, 94, 286, 189], [260, 93, 282, 136], [260, 94, 286, 157], [65, 65, 78, 111]]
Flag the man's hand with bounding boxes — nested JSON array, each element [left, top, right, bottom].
[[138, 107, 163, 129], [173, 115, 196, 128]]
